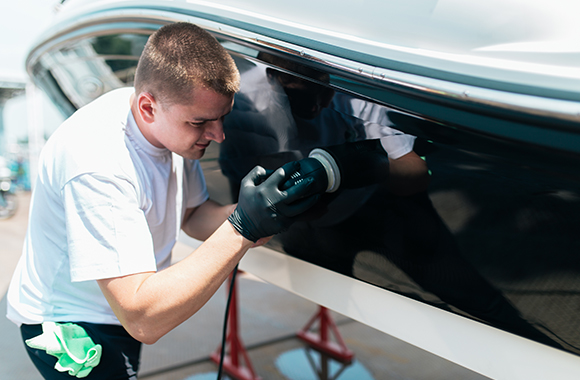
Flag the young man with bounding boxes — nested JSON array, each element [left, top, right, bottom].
[[7, 22, 318, 379]]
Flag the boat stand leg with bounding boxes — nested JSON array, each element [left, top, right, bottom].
[[297, 306, 355, 364], [211, 272, 262, 380], [304, 347, 350, 380]]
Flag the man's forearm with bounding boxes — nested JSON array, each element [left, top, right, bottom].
[[388, 152, 431, 196], [181, 200, 236, 240], [98, 163, 318, 345], [98, 221, 252, 344]]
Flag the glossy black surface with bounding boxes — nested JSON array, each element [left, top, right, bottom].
[[207, 54, 580, 356]]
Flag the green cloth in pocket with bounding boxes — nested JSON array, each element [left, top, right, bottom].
[[26, 322, 102, 378]]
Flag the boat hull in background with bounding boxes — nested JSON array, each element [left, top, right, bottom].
[[25, 1, 580, 379]]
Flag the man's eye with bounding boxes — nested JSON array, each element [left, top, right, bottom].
[[190, 121, 205, 126]]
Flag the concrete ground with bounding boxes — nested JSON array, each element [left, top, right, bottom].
[[0, 191, 490, 380]]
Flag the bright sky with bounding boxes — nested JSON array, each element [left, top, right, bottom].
[[0, 0, 57, 80], [0, 0, 64, 151]]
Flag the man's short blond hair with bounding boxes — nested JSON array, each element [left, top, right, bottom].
[[134, 22, 240, 106]]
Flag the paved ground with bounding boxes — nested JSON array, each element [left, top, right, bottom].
[[0, 191, 490, 380]]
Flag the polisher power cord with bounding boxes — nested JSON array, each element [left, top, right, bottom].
[[217, 263, 239, 380]]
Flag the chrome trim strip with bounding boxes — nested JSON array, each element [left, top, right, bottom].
[[254, 39, 580, 126], [27, 7, 580, 125]]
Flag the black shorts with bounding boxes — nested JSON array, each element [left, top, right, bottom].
[[21, 322, 142, 380]]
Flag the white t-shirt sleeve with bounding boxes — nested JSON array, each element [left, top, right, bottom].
[[63, 173, 157, 282], [345, 96, 416, 160], [185, 159, 209, 209], [363, 122, 416, 160]]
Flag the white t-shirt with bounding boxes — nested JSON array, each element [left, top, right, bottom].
[[7, 88, 208, 326]]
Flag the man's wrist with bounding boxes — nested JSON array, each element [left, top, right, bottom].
[[227, 210, 259, 242]]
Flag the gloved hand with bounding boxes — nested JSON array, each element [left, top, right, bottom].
[[228, 161, 320, 242], [281, 157, 329, 195]]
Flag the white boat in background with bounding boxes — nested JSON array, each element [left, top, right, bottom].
[[25, 1, 580, 379]]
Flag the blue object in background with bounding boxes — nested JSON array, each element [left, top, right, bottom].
[[8, 158, 30, 190], [275, 348, 374, 380], [183, 372, 218, 380]]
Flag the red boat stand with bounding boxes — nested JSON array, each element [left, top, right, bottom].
[[211, 271, 262, 380], [296, 306, 354, 364]]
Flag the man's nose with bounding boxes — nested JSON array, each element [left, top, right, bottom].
[[204, 119, 225, 143]]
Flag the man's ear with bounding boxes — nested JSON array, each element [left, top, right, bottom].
[[137, 92, 157, 124]]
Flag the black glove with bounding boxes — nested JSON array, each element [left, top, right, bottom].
[[228, 161, 320, 242], [281, 157, 329, 195]]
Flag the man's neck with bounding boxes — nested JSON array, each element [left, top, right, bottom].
[[129, 93, 162, 148]]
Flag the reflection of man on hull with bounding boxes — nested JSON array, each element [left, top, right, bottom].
[[220, 53, 429, 206], [219, 53, 566, 351]]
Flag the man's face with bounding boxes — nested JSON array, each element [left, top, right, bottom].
[[149, 87, 234, 160]]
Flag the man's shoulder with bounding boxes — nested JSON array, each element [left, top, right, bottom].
[[72, 87, 134, 124], [42, 88, 138, 184], [60, 88, 133, 136]]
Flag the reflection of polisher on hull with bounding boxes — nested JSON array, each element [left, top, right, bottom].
[[282, 139, 390, 196]]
